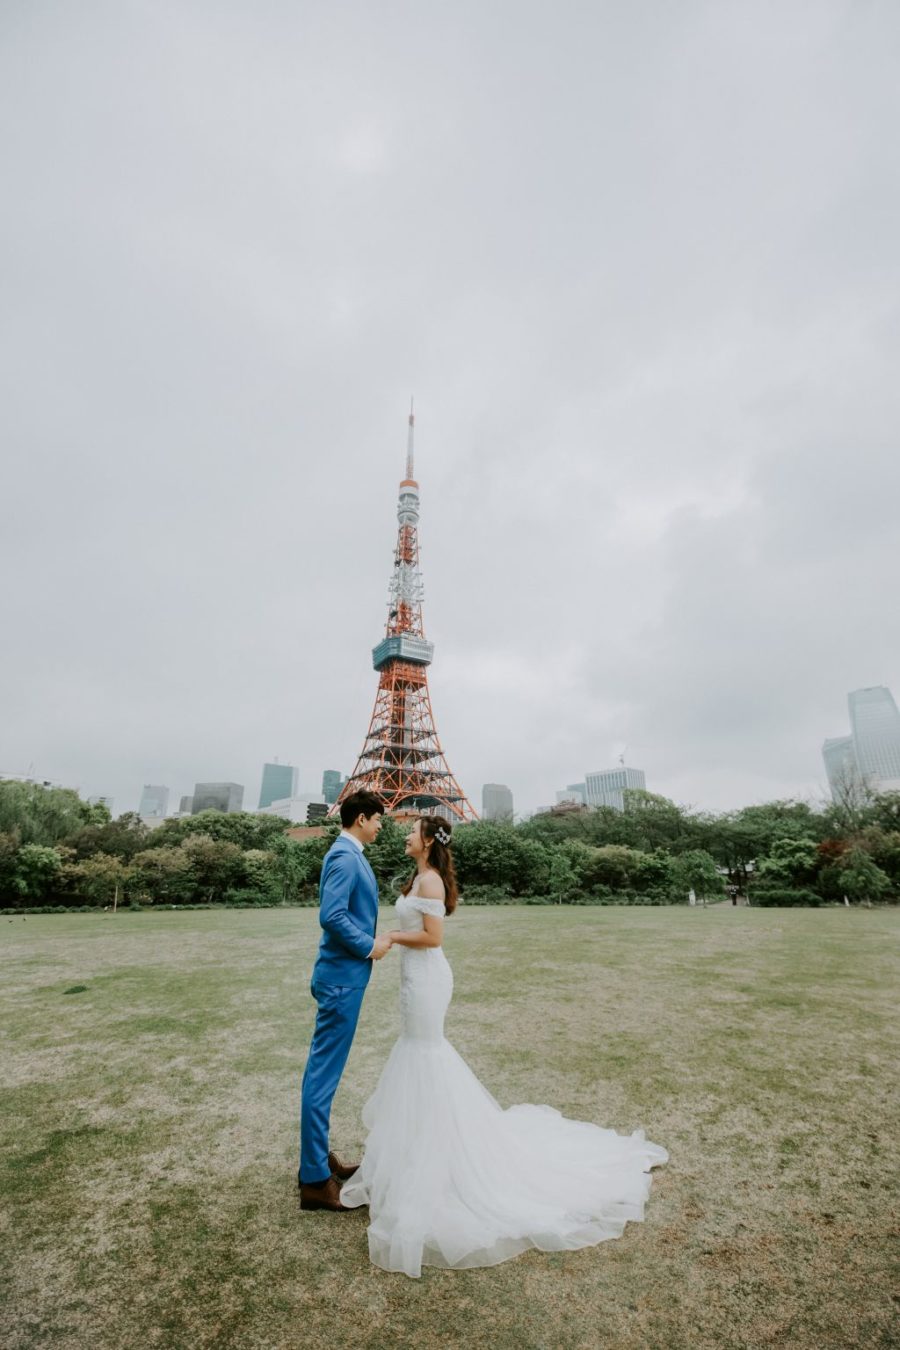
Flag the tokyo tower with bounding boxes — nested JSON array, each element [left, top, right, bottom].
[[333, 405, 477, 822]]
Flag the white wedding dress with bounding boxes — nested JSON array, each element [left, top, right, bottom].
[[340, 883, 668, 1278]]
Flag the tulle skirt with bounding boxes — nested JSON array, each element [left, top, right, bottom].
[[340, 1031, 668, 1278]]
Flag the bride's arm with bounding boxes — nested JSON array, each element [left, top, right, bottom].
[[389, 913, 443, 950]]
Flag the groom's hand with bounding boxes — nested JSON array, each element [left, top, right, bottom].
[[371, 935, 392, 961]]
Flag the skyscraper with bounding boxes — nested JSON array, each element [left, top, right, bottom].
[[192, 782, 244, 814], [322, 769, 344, 805], [482, 784, 514, 822], [259, 761, 298, 810], [138, 784, 169, 818], [848, 686, 900, 787], [823, 686, 900, 799], [584, 766, 646, 811]]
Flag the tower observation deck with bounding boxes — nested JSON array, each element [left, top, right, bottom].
[[332, 406, 477, 822]]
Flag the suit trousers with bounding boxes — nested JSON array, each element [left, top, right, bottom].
[[299, 980, 367, 1184]]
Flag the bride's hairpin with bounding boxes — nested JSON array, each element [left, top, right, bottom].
[[435, 825, 451, 846]]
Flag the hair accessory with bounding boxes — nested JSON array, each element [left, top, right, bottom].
[[435, 825, 451, 845]]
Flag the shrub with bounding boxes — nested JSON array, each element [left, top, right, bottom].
[[457, 886, 517, 905], [752, 887, 822, 907], [222, 889, 280, 907]]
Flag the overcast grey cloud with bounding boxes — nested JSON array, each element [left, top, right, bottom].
[[2, 0, 898, 817]]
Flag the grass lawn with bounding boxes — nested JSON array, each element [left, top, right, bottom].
[[1, 904, 897, 1350]]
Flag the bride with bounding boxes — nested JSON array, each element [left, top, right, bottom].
[[340, 815, 668, 1278]]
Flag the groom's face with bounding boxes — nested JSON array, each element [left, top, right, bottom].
[[357, 811, 384, 845]]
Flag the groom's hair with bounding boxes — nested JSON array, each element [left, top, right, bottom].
[[339, 791, 385, 827]]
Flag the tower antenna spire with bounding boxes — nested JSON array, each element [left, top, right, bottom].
[[405, 396, 415, 481]]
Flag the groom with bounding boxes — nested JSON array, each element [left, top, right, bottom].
[[298, 790, 391, 1211]]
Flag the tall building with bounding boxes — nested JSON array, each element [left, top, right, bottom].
[[556, 783, 586, 805], [192, 782, 244, 814], [822, 736, 859, 800], [849, 686, 900, 787], [179, 795, 194, 815], [334, 405, 477, 821], [584, 766, 646, 811], [322, 769, 344, 805], [259, 761, 298, 810], [138, 784, 169, 818], [482, 783, 514, 822], [824, 685, 900, 798]]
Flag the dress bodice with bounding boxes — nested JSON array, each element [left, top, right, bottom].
[[394, 877, 446, 934], [393, 877, 451, 1046]]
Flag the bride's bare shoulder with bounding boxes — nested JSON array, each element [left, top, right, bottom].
[[416, 869, 446, 901]]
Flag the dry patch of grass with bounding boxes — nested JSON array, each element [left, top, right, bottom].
[[1, 906, 898, 1349]]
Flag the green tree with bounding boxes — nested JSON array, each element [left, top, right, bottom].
[[548, 849, 579, 903], [238, 848, 281, 902], [145, 811, 291, 853], [10, 844, 63, 900], [367, 816, 412, 891], [838, 847, 891, 904], [131, 846, 194, 905], [757, 837, 820, 888], [69, 813, 149, 862], [452, 823, 522, 892], [577, 845, 661, 898], [0, 781, 91, 846], [857, 827, 900, 888], [63, 853, 130, 908], [0, 830, 21, 898], [180, 835, 243, 904], [669, 849, 724, 902], [269, 834, 317, 902], [866, 792, 900, 837], [84, 799, 113, 826], [620, 790, 700, 854]]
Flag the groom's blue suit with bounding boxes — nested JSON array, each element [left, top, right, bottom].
[[299, 835, 379, 1185]]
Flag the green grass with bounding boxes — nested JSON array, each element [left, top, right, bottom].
[[1, 905, 898, 1349]]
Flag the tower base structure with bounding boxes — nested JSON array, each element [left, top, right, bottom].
[[338, 658, 476, 822]]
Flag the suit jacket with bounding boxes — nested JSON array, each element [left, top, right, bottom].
[[311, 836, 379, 989]]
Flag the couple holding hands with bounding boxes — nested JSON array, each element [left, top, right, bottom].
[[298, 791, 667, 1281]]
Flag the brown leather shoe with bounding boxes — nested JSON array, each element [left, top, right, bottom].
[[299, 1175, 350, 1212], [328, 1150, 360, 1181]]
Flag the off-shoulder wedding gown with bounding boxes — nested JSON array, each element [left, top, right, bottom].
[[340, 883, 668, 1278]]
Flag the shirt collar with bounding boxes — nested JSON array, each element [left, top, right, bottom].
[[339, 829, 365, 852]]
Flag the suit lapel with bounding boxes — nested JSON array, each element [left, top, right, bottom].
[[333, 838, 377, 908]]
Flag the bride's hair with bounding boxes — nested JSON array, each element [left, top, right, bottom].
[[402, 815, 458, 914]]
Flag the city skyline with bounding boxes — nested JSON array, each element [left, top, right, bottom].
[[9, 675, 900, 820], [2, 6, 898, 820]]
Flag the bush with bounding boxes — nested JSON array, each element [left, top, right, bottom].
[[752, 887, 822, 907], [457, 886, 518, 905], [222, 889, 280, 908]]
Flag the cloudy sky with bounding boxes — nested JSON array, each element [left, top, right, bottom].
[[2, 1, 898, 819]]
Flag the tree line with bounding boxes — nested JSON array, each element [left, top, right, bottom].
[[1, 780, 898, 912]]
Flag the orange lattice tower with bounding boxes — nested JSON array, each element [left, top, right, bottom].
[[333, 405, 478, 822]]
